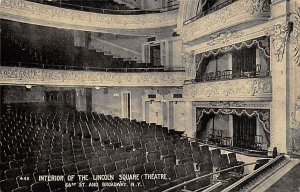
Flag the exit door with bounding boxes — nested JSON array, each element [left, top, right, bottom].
[[145, 101, 163, 125]]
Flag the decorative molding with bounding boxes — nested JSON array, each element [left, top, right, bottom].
[[183, 77, 272, 100], [193, 101, 271, 109], [207, 31, 244, 46], [209, 101, 247, 108], [182, 51, 195, 78], [293, 7, 300, 66], [0, 66, 185, 87], [290, 96, 300, 129], [0, 0, 177, 31], [188, 28, 268, 54], [179, 0, 270, 42], [291, 110, 300, 129], [252, 0, 271, 13], [265, 22, 292, 62]]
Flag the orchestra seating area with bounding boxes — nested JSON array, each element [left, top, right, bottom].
[[0, 106, 244, 192]]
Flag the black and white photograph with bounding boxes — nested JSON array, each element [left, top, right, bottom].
[[0, 0, 300, 191]]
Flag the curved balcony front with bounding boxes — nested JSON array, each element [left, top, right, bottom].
[[0, 0, 178, 35], [0, 66, 185, 87], [178, 0, 271, 42], [183, 77, 272, 101]]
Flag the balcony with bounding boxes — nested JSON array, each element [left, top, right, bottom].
[[183, 76, 272, 101], [0, 66, 186, 87], [179, 0, 271, 42], [25, 0, 179, 15], [0, 0, 178, 34], [185, 65, 270, 84]]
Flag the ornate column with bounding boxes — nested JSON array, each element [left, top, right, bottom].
[[266, 22, 292, 153]]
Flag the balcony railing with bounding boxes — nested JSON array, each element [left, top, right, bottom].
[[184, 67, 271, 84], [184, 0, 235, 25], [1, 61, 185, 73], [0, 66, 186, 87], [25, 0, 179, 15]]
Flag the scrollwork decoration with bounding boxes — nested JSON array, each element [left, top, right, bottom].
[[0, 0, 177, 30], [208, 31, 244, 46], [293, 7, 300, 66], [251, 0, 271, 13], [0, 66, 185, 86], [183, 77, 272, 99]]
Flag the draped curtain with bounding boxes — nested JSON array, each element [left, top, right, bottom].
[[196, 108, 270, 144], [196, 36, 270, 71]]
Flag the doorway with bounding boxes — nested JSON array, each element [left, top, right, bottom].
[[233, 114, 257, 149], [122, 92, 131, 119], [145, 101, 163, 125], [150, 45, 161, 67]]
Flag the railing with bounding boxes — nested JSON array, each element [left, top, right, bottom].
[[25, 0, 179, 15], [222, 155, 290, 191], [163, 155, 288, 192], [183, 0, 235, 25], [184, 68, 271, 84], [1, 61, 185, 72], [163, 161, 257, 192]]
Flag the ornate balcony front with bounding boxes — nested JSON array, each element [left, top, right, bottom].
[[183, 77, 272, 101], [0, 66, 185, 87], [179, 0, 271, 42], [0, 0, 178, 35]]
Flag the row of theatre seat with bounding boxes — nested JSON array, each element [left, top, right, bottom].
[[1, 34, 159, 72], [0, 108, 244, 192]]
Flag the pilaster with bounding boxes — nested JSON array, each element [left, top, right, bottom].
[[267, 22, 292, 153], [185, 101, 194, 137]]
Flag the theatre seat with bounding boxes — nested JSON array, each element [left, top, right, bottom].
[[0, 178, 18, 192], [0, 108, 245, 191]]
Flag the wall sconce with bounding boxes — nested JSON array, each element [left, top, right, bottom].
[[25, 85, 32, 89], [114, 93, 119, 97], [174, 101, 178, 104], [95, 86, 101, 90]]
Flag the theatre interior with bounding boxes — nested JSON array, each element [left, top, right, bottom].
[[1, 0, 300, 191]]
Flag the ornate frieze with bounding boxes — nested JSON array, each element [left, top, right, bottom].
[[209, 101, 247, 108], [193, 101, 271, 109], [207, 31, 244, 46], [0, 66, 186, 87], [0, 0, 177, 31], [265, 22, 292, 62], [183, 77, 272, 100], [180, 0, 270, 42]]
